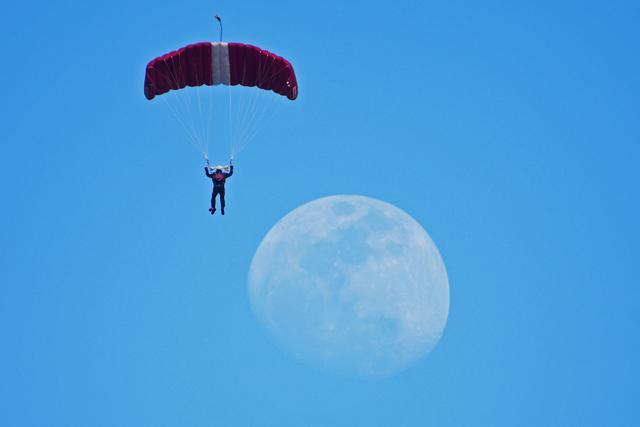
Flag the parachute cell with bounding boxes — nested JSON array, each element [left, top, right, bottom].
[[144, 42, 298, 101]]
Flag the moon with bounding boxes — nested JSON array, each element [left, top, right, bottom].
[[248, 195, 449, 378]]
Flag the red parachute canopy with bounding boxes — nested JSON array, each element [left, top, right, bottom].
[[144, 42, 298, 101]]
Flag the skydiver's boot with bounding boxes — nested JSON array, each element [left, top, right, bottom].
[[209, 207, 216, 215], [221, 207, 225, 215]]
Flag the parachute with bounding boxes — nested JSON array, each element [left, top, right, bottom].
[[144, 42, 298, 101], [144, 40, 298, 159]]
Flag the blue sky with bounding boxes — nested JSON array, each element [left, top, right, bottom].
[[1, 0, 639, 425]]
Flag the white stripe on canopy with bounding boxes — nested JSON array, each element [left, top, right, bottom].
[[211, 42, 231, 85]]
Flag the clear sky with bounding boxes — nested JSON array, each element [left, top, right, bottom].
[[1, 0, 639, 425]]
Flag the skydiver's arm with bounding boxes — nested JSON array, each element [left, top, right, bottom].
[[205, 167, 213, 178], [226, 165, 234, 178]]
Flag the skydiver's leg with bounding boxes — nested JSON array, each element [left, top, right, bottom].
[[210, 191, 217, 214], [220, 189, 226, 215]]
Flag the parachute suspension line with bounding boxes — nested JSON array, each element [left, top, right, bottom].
[[228, 81, 234, 158], [159, 62, 205, 155], [192, 50, 208, 158], [214, 15, 223, 42], [205, 69, 215, 160], [163, 54, 211, 157], [176, 56, 207, 156], [169, 55, 205, 153], [160, 95, 201, 155], [231, 58, 286, 157], [229, 55, 255, 156], [236, 89, 263, 154], [232, 59, 255, 157], [239, 93, 280, 154]]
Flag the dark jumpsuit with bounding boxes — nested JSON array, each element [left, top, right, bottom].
[[205, 165, 233, 210]]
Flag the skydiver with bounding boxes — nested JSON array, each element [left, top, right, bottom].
[[205, 158, 234, 215]]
